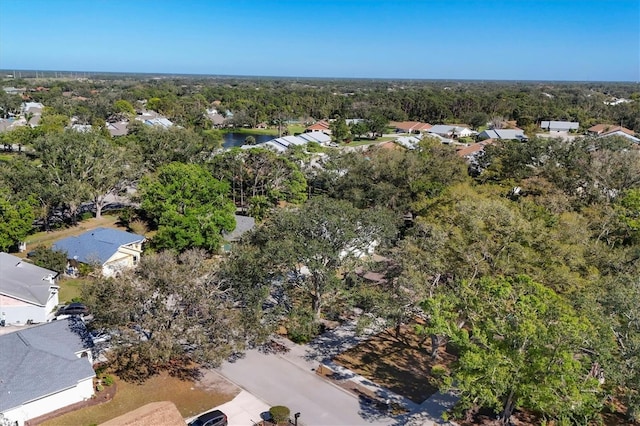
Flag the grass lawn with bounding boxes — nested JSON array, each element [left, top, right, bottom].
[[342, 137, 395, 147], [42, 371, 239, 426], [288, 124, 306, 135], [0, 153, 14, 162], [223, 124, 306, 136], [24, 215, 126, 251], [58, 277, 91, 304], [334, 324, 456, 404]]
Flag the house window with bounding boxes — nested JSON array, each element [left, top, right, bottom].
[[133, 256, 139, 265]]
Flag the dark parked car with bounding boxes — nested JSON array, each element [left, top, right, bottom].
[[56, 302, 89, 317], [188, 410, 227, 426]]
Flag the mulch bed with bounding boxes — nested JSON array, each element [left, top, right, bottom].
[[26, 384, 116, 426]]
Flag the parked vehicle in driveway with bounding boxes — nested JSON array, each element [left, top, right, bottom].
[[188, 410, 227, 426], [56, 302, 89, 317]]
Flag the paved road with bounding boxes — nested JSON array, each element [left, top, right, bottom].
[[217, 348, 395, 426]]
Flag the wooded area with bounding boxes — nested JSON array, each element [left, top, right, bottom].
[[0, 76, 638, 424]]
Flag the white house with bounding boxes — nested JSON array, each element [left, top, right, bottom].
[[599, 130, 640, 144], [0, 319, 96, 426], [0, 252, 59, 325], [427, 124, 475, 138], [540, 120, 579, 132], [52, 227, 145, 277], [242, 132, 332, 153]]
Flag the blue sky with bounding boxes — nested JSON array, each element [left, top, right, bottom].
[[0, 0, 638, 81]]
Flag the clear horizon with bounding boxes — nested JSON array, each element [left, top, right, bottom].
[[1, 0, 638, 82], [2, 68, 638, 84]]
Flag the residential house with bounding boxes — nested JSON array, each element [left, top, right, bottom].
[[0, 252, 59, 325], [3, 87, 26, 96], [223, 215, 256, 243], [305, 120, 331, 134], [242, 132, 331, 153], [345, 118, 365, 126], [394, 134, 423, 150], [135, 110, 173, 129], [21, 102, 44, 127], [52, 228, 145, 277], [391, 121, 432, 133], [70, 124, 92, 133], [588, 124, 639, 143], [588, 124, 636, 137], [106, 121, 129, 137], [0, 118, 23, 133], [207, 113, 226, 128], [0, 319, 95, 426], [221, 215, 256, 252], [540, 120, 579, 132], [427, 124, 475, 138], [477, 128, 527, 141], [604, 98, 631, 106], [456, 139, 495, 162]]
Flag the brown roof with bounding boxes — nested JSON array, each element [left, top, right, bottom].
[[100, 401, 185, 426], [306, 120, 330, 131], [391, 121, 432, 132], [588, 124, 635, 136], [456, 139, 495, 157]]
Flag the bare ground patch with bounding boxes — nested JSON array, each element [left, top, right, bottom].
[[333, 324, 456, 404]]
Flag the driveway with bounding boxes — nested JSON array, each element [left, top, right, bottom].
[[187, 390, 271, 426], [216, 321, 457, 426], [217, 348, 395, 426]]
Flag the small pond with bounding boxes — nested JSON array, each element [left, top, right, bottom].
[[222, 132, 274, 148]]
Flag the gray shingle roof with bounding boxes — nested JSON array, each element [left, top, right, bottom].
[[0, 318, 95, 412], [479, 129, 526, 140], [223, 215, 256, 242], [540, 120, 579, 130], [52, 227, 144, 265], [0, 252, 58, 306], [427, 124, 469, 135]]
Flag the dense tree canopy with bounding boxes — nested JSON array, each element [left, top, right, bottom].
[[0, 192, 34, 251], [422, 276, 602, 424], [0, 75, 638, 423], [82, 250, 247, 381], [138, 162, 236, 252], [242, 196, 398, 324]]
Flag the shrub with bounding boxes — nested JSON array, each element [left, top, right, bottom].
[[128, 219, 149, 236], [269, 406, 290, 424], [431, 364, 448, 378], [80, 212, 94, 221], [287, 307, 320, 344], [29, 246, 67, 274], [102, 374, 114, 386]]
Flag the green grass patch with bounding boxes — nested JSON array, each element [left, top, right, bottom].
[[58, 277, 90, 304], [343, 137, 394, 147], [222, 124, 306, 136], [42, 371, 239, 425], [25, 216, 124, 249], [224, 127, 278, 136], [287, 124, 306, 135], [0, 153, 14, 162]]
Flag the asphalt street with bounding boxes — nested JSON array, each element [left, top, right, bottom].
[[218, 348, 396, 426]]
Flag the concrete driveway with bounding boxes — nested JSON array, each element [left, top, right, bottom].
[[195, 390, 271, 426], [217, 348, 396, 426]]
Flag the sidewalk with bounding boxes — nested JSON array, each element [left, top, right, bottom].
[[272, 319, 458, 425]]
